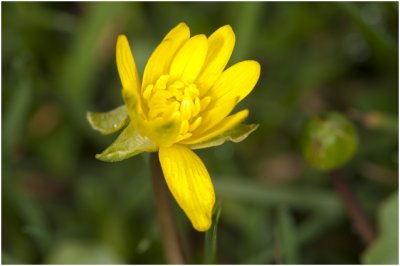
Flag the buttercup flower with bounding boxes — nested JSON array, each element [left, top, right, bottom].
[[87, 22, 260, 231]]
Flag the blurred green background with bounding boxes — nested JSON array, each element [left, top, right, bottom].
[[2, 2, 398, 264]]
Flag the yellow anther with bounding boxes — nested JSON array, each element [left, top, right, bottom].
[[149, 94, 167, 109], [172, 90, 183, 101], [189, 116, 202, 132], [184, 84, 200, 98], [171, 110, 181, 121], [180, 120, 189, 135], [180, 98, 192, 121], [163, 102, 180, 119], [193, 97, 201, 116], [144, 74, 206, 145], [169, 80, 185, 92], [176, 132, 192, 142], [155, 75, 170, 89], [149, 105, 167, 119]]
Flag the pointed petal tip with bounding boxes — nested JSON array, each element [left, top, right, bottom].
[[117, 34, 128, 44], [219, 24, 234, 35], [191, 191, 215, 232], [171, 22, 190, 36], [164, 22, 190, 41], [176, 22, 189, 28]]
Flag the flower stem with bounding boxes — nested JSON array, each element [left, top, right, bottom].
[[150, 153, 186, 264], [329, 170, 376, 246]]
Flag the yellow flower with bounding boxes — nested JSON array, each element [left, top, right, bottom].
[[87, 22, 260, 231]]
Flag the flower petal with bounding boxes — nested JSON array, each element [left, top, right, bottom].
[[209, 60, 260, 105], [195, 60, 260, 135], [96, 122, 157, 162], [169, 35, 208, 83], [196, 25, 235, 94], [116, 35, 141, 95], [182, 109, 249, 145], [142, 23, 190, 90], [159, 144, 215, 231], [86, 105, 129, 135], [189, 123, 259, 150]]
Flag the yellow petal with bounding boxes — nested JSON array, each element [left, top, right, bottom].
[[116, 35, 141, 95], [159, 144, 215, 231], [195, 60, 260, 135], [182, 109, 249, 145], [196, 25, 235, 95], [194, 96, 238, 137], [169, 35, 208, 83], [142, 23, 190, 90], [209, 60, 260, 104]]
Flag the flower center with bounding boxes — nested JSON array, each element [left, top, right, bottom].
[[143, 75, 211, 142]]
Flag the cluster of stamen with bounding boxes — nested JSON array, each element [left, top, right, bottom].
[[142, 75, 210, 142]]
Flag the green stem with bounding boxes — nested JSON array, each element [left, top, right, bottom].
[[150, 153, 186, 264]]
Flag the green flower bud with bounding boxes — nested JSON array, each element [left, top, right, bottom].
[[301, 112, 358, 171]]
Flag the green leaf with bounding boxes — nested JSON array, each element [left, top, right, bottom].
[[96, 123, 157, 162], [46, 240, 123, 264], [362, 192, 398, 264], [204, 203, 222, 264], [213, 177, 342, 212], [276, 206, 300, 264], [190, 123, 259, 150], [301, 112, 358, 171], [87, 105, 129, 135], [3, 77, 32, 156]]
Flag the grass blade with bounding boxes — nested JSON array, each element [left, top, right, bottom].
[[276, 205, 300, 264], [204, 203, 222, 264]]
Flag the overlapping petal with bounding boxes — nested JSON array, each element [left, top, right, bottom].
[[183, 109, 249, 145], [159, 144, 215, 231], [195, 60, 260, 136], [142, 23, 190, 90], [196, 25, 235, 95], [169, 34, 208, 83]]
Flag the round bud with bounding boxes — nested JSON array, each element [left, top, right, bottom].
[[301, 112, 358, 171]]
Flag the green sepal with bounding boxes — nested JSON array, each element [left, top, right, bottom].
[[96, 123, 157, 162], [189, 123, 259, 150], [87, 105, 129, 135]]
